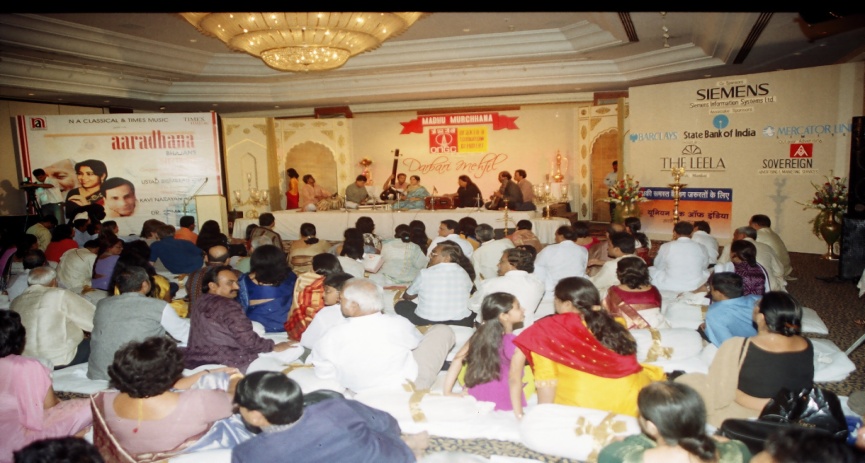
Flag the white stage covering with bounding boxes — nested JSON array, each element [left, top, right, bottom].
[[231, 209, 563, 243]]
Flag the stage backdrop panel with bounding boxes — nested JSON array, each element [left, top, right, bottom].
[[16, 112, 223, 236], [627, 62, 864, 253]]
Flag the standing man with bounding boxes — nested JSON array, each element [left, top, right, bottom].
[[604, 160, 619, 219], [486, 171, 523, 210], [32, 168, 65, 224], [344, 175, 372, 209], [513, 169, 536, 211], [102, 177, 137, 218], [299, 174, 332, 212]]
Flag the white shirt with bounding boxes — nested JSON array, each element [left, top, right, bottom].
[[468, 269, 544, 328], [10, 284, 96, 366], [756, 228, 792, 277], [310, 312, 422, 392], [533, 240, 589, 294], [590, 254, 639, 298], [160, 303, 190, 345], [6, 270, 30, 301], [604, 172, 618, 189], [56, 248, 96, 293], [36, 177, 63, 205], [428, 233, 473, 258], [471, 238, 515, 282], [300, 304, 346, 350], [691, 230, 720, 264], [337, 256, 366, 279], [73, 229, 95, 248], [649, 237, 710, 292], [405, 262, 473, 322]]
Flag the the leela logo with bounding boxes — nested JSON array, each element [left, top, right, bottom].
[[659, 144, 726, 171], [790, 143, 813, 158]]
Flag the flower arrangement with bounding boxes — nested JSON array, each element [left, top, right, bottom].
[[602, 175, 648, 205], [798, 174, 847, 237]]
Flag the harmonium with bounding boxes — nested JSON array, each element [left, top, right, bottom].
[[424, 196, 456, 210]]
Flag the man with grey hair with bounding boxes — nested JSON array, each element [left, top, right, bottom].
[[470, 223, 514, 282], [87, 265, 190, 380], [718, 226, 786, 292], [310, 278, 455, 392], [5, 249, 47, 301], [10, 266, 96, 368]]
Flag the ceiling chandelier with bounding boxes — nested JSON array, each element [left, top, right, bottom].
[[180, 12, 426, 72]]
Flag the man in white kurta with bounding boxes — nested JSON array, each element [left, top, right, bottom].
[[718, 226, 787, 292], [310, 278, 455, 392], [649, 221, 710, 292], [533, 225, 589, 295], [750, 214, 793, 279], [470, 224, 514, 282], [469, 247, 544, 329], [10, 267, 95, 367], [56, 245, 98, 293], [590, 231, 639, 298], [427, 220, 474, 258], [691, 221, 720, 265]]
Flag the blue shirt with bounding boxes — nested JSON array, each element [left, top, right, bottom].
[[150, 236, 204, 274], [704, 294, 760, 346]]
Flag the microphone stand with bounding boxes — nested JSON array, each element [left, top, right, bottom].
[[182, 177, 209, 216]]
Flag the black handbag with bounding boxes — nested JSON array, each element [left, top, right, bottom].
[[719, 386, 849, 455]]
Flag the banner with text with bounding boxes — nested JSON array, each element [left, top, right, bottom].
[[16, 113, 223, 235], [640, 187, 733, 238]]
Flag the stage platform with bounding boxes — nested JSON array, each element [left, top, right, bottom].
[[231, 208, 568, 244]]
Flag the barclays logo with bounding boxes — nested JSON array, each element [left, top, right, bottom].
[[629, 131, 678, 143]]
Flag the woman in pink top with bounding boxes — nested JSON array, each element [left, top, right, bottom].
[[102, 336, 236, 457], [0, 311, 91, 463], [443, 292, 527, 411]]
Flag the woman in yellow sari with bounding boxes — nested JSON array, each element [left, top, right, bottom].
[[510, 277, 664, 418]]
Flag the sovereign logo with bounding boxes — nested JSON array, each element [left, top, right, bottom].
[[790, 143, 813, 158]]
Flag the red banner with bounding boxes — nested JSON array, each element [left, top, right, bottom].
[[400, 112, 519, 134]]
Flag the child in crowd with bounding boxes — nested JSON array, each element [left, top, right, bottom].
[[442, 292, 526, 411]]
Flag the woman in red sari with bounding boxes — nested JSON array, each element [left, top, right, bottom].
[[509, 277, 664, 418], [602, 256, 663, 329]]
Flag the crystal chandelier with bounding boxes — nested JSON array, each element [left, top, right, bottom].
[[180, 12, 426, 72]]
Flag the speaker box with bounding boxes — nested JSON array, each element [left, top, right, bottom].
[[848, 116, 865, 218], [839, 217, 865, 280]]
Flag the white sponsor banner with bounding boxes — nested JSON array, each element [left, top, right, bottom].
[[16, 113, 223, 235]]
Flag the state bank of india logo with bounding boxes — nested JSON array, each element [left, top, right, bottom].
[[762, 126, 776, 137]]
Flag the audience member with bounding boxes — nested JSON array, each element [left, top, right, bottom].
[[87, 265, 189, 380], [149, 224, 204, 274], [471, 223, 514, 282], [506, 219, 543, 253], [718, 226, 786, 291], [590, 231, 638, 297], [677, 291, 813, 427], [649, 221, 709, 292], [185, 244, 234, 309], [750, 214, 793, 280], [602, 256, 663, 329], [183, 266, 293, 372], [428, 219, 473, 257], [175, 215, 198, 244], [533, 225, 588, 295], [510, 277, 665, 418], [701, 272, 760, 347], [573, 221, 600, 250], [458, 217, 481, 250], [299, 272, 355, 351], [237, 244, 297, 332], [90, 234, 123, 291], [195, 220, 230, 254], [751, 427, 861, 463], [285, 253, 345, 341], [597, 381, 751, 463], [5, 249, 47, 302], [444, 292, 526, 411], [469, 247, 544, 328], [249, 213, 282, 250], [13, 437, 103, 463], [44, 225, 77, 264], [712, 240, 769, 296], [232, 372, 418, 463], [10, 267, 95, 368], [396, 241, 476, 327], [25, 215, 57, 252], [409, 220, 431, 255], [355, 216, 382, 254], [288, 222, 331, 274], [1, 311, 92, 462], [691, 220, 719, 265], [138, 219, 165, 247], [310, 278, 455, 392], [624, 217, 651, 264], [101, 337, 235, 457], [370, 224, 428, 286], [72, 219, 94, 248], [55, 239, 98, 293]]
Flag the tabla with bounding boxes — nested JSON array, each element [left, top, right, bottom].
[[316, 196, 345, 211]]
